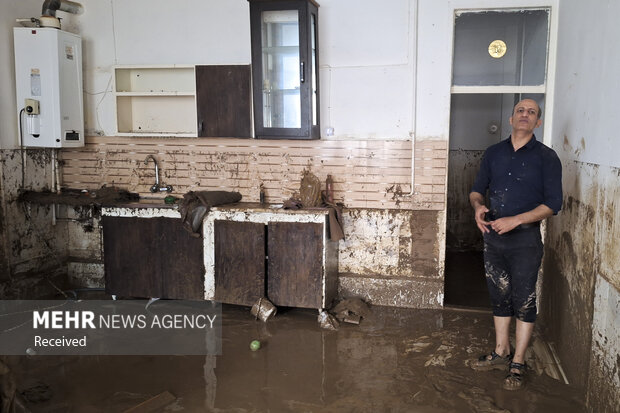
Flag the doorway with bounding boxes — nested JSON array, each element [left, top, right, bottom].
[[444, 8, 550, 308]]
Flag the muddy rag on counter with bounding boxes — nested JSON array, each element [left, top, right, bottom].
[[283, 197, 345, 242], [179, 191, 242, 237]]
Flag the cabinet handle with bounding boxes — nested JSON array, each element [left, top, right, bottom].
[[300, 61, 305, 83], [199, 121, 204, 134]]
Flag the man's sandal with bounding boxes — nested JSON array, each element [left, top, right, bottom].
[[503, 362, 526, 390], [470, 351, 513, 371]]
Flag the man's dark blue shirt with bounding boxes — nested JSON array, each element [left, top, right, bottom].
[[471, 135, 562, 219]]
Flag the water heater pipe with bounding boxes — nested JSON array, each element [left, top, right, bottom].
[[51, 149, 57, 226], [41, 0, 83, 16], [53, 149, 61, 194]]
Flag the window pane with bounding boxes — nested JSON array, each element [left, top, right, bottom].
[[453, 10, 549, 86], [261, 10, 301, 128]]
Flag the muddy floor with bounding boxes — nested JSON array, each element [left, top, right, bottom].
[[5, 303, 584, 413]]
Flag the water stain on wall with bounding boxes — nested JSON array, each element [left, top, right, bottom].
[[587, 276, 620, 413], [26, 149, 52, 169], [337, 208, 442, 308], [541, 160, 620, 411], [385, 184, 403, 206], [408, 210, 440, 278], [340, 209, 439, 278], [0, 150, 68, 280], [0, 174, 8, 280], [446, 150, 484, 251], [542, 197, 597, 390]]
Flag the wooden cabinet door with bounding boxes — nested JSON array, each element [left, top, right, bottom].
[[103, 216, 203, 299], [103, 216, 161, 298], [267, 222, 323, 308], [195, 65, 252, 138], [214, 220, 265, 306], [158, 218, 204, 300]]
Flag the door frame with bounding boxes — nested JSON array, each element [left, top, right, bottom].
[[413, 0, 559, 306]]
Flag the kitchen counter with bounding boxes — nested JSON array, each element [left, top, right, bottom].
[[21, 189, 336, 223], [210, 202, 331, 214], [19, 188, 177, 209], [21, 190, 333, 214]]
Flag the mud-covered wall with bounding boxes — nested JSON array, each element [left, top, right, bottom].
[[65, 205, 104, 288], [0, 165, 9, 280], [339, 209, 444, 308], [589, 275, 620, 413], [541, 162, 620, 411], [0, 149, 71, 297], [0, 149, 103, 295], [542, 1, 620, 411], [446, 150, 483, 251]]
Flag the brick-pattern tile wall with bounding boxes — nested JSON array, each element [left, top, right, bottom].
[[61, 137, 447, 210]]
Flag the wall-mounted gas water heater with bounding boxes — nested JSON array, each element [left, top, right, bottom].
[[13, 0, 84, 148]]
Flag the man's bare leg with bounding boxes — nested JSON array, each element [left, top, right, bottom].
[[513, 319, 534, 364], [470, 315, 513, 370], [503, 319, 534, 389], [493, 316, 512, 357]]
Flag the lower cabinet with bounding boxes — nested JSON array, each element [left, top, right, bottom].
[[102, 215, 204, 299], [213, 220, 265, 306], [267, 221, 323, 308], [206, 207, 338, 310], [102, 205, 339, 308]]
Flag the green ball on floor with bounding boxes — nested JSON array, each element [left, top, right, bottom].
[[250, 340, 261, 351]]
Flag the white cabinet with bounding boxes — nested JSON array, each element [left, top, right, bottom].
[[114, 65, 197, 136]]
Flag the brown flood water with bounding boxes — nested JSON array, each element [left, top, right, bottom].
[[7, 304, 585, 412]]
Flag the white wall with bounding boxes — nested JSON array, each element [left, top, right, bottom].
[[552, 0, 619, 169], [320, 0, 414, 139]]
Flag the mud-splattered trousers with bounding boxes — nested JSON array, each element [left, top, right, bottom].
[[483, 226, 543, 322]]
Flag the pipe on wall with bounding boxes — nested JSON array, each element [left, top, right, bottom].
[[41, 0, 83, 17], [406, 0, 419, 197]]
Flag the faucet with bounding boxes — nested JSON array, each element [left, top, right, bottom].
[[144, 155, 173, 193]]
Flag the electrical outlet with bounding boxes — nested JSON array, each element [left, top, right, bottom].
[[25, 99, 40, 115]]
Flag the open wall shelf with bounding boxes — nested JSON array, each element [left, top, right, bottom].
[[114, 65, 197, 136]]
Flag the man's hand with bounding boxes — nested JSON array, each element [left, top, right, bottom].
[[474, 204, 491, 233], [489, 204, 552, 234], [489, 216, 520, 234], [470, 192, 491, 233]]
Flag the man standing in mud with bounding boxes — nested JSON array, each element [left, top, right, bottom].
[[468, 99, 562, 390]]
